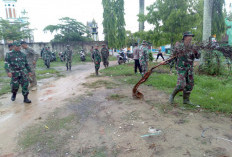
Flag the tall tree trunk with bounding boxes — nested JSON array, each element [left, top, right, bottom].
[[139, 0, 145, 31], [202, 0, 213, 42]]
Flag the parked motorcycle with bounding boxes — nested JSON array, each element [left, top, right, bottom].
[[118, 51, 127, 65], [80, 50, 86, 61]]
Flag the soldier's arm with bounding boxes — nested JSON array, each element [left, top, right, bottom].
[[4, 53, 11, 73], [24, 55, 32, 73]]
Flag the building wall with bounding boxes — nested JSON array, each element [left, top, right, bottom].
[[0, 41, 107, 59]]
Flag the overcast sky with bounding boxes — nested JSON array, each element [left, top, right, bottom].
[[17, 0, 231, 42]]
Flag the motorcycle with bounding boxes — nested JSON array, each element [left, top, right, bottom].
[[118, 51, 127, 65], [59, 52, 65, 62], [80, 50, 86, 61], [50, 52, 57, 62]]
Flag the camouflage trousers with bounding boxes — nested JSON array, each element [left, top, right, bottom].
[[141, 62, 148, 76], [44, 59, 50, 68], [175, 68, 194, 93], [11, 71, 29, 96], [102, 57, 109, 67], [66, 59, 72, 68], [29, 64, 37, 87]]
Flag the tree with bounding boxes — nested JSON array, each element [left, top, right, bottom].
[[139, 0, 145, 31], [0, 18, 32, 42], [139, 0, 198, 46], [102, 0, 126, 48], [43, 17, 91, 42]]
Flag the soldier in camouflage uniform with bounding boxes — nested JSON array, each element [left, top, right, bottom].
[[163, 32, 200, 105], [4, 42, 32, 103], [21, 41, 39, 90], [139, 40, 149, 77], [92, 44, 101, 76], [8, 43, 14, 52], [64, 45, 73, 71], [43, 47, 52, 68], [100, 44, 109, 68]]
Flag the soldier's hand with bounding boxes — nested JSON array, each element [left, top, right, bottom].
[[7, 72, 12, 78], [33, 61, 36, 65], [28, 72, 33, 77]]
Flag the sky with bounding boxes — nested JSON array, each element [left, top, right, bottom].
[[16, 0, 232, 42]]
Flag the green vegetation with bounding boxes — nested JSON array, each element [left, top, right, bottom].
[[43, 17, 91, 42], [18, 108, 76, 154], [82, 80, 118, 89], [100, 63, 232, 114]]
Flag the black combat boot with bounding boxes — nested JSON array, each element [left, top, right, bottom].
[[66, 66, 68, 71], [24, 94, 31, 103], [11, 92, 17, 101], [169, 88, 180, 104], [95, 69, 99, 76], [69, 66, 71, 71], [183, 92, 194, 105]]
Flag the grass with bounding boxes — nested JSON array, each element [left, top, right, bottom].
[[106, 94, 127, 101], [100, 62, 232, 114], [18, 111, 76, 151], [82, 80, 118, 89]]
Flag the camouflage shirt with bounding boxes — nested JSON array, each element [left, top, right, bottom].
[[100, 47, 109, 58], [139, 46, 149, 66], [172, 43, 200, 70], [43, 50, 52, 60], [4, 50, 31, 73], [64, 49, 73, 60], [92, 49, 101, 64], [22, 47, 39, 66]]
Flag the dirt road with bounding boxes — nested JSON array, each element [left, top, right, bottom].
[[0, 63, 97, 155], [0, 61, 232, 157]]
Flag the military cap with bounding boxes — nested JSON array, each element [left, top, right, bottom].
[[20, 41, 27, 45], [182, 31, 195, 40], [141, 40, 147, 45], [13, 41, 21, 46]]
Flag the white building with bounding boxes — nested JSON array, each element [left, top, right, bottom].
[[0, 0, 33, 43]]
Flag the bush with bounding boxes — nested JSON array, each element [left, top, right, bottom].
[[149, 52, 154, 62]]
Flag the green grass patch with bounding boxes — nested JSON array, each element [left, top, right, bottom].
[[106, 94, 127, 101], [18, 113, 76, 150], [82, 80, 118, 89], [101, 63, 232, 114]]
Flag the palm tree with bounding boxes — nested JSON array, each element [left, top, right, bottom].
[[139, 0, 145, 31]]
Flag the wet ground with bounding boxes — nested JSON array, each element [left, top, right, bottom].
[[0, 62, 100, 155], [0, 61, 232, 157]]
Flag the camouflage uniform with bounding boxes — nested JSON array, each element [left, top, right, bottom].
[[64, 48, 73, 70], [139, 45, 149, 77], [4, 49, 31, 97], [22, 47, 39, 87], [43, 49, 52, 68], [100, 47, 109, 67], [173, 43, 200, 93], [92, 48, 101, 75]]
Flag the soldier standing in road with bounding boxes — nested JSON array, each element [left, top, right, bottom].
[[92, 44, 101, 76], [139, 40, 149, 77], [64, 45, 73, 71], [21, 41, 39, 91], [43, 47, 52, 68], [100, 43, 109, 68], [4, 42, 32, 103], [162, 32, 200, 105]]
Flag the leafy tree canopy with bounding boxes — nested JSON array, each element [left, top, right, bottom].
[[43, 17, 91, 42], [102, 0, 126, 49], [0, 18, 32, 42]]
